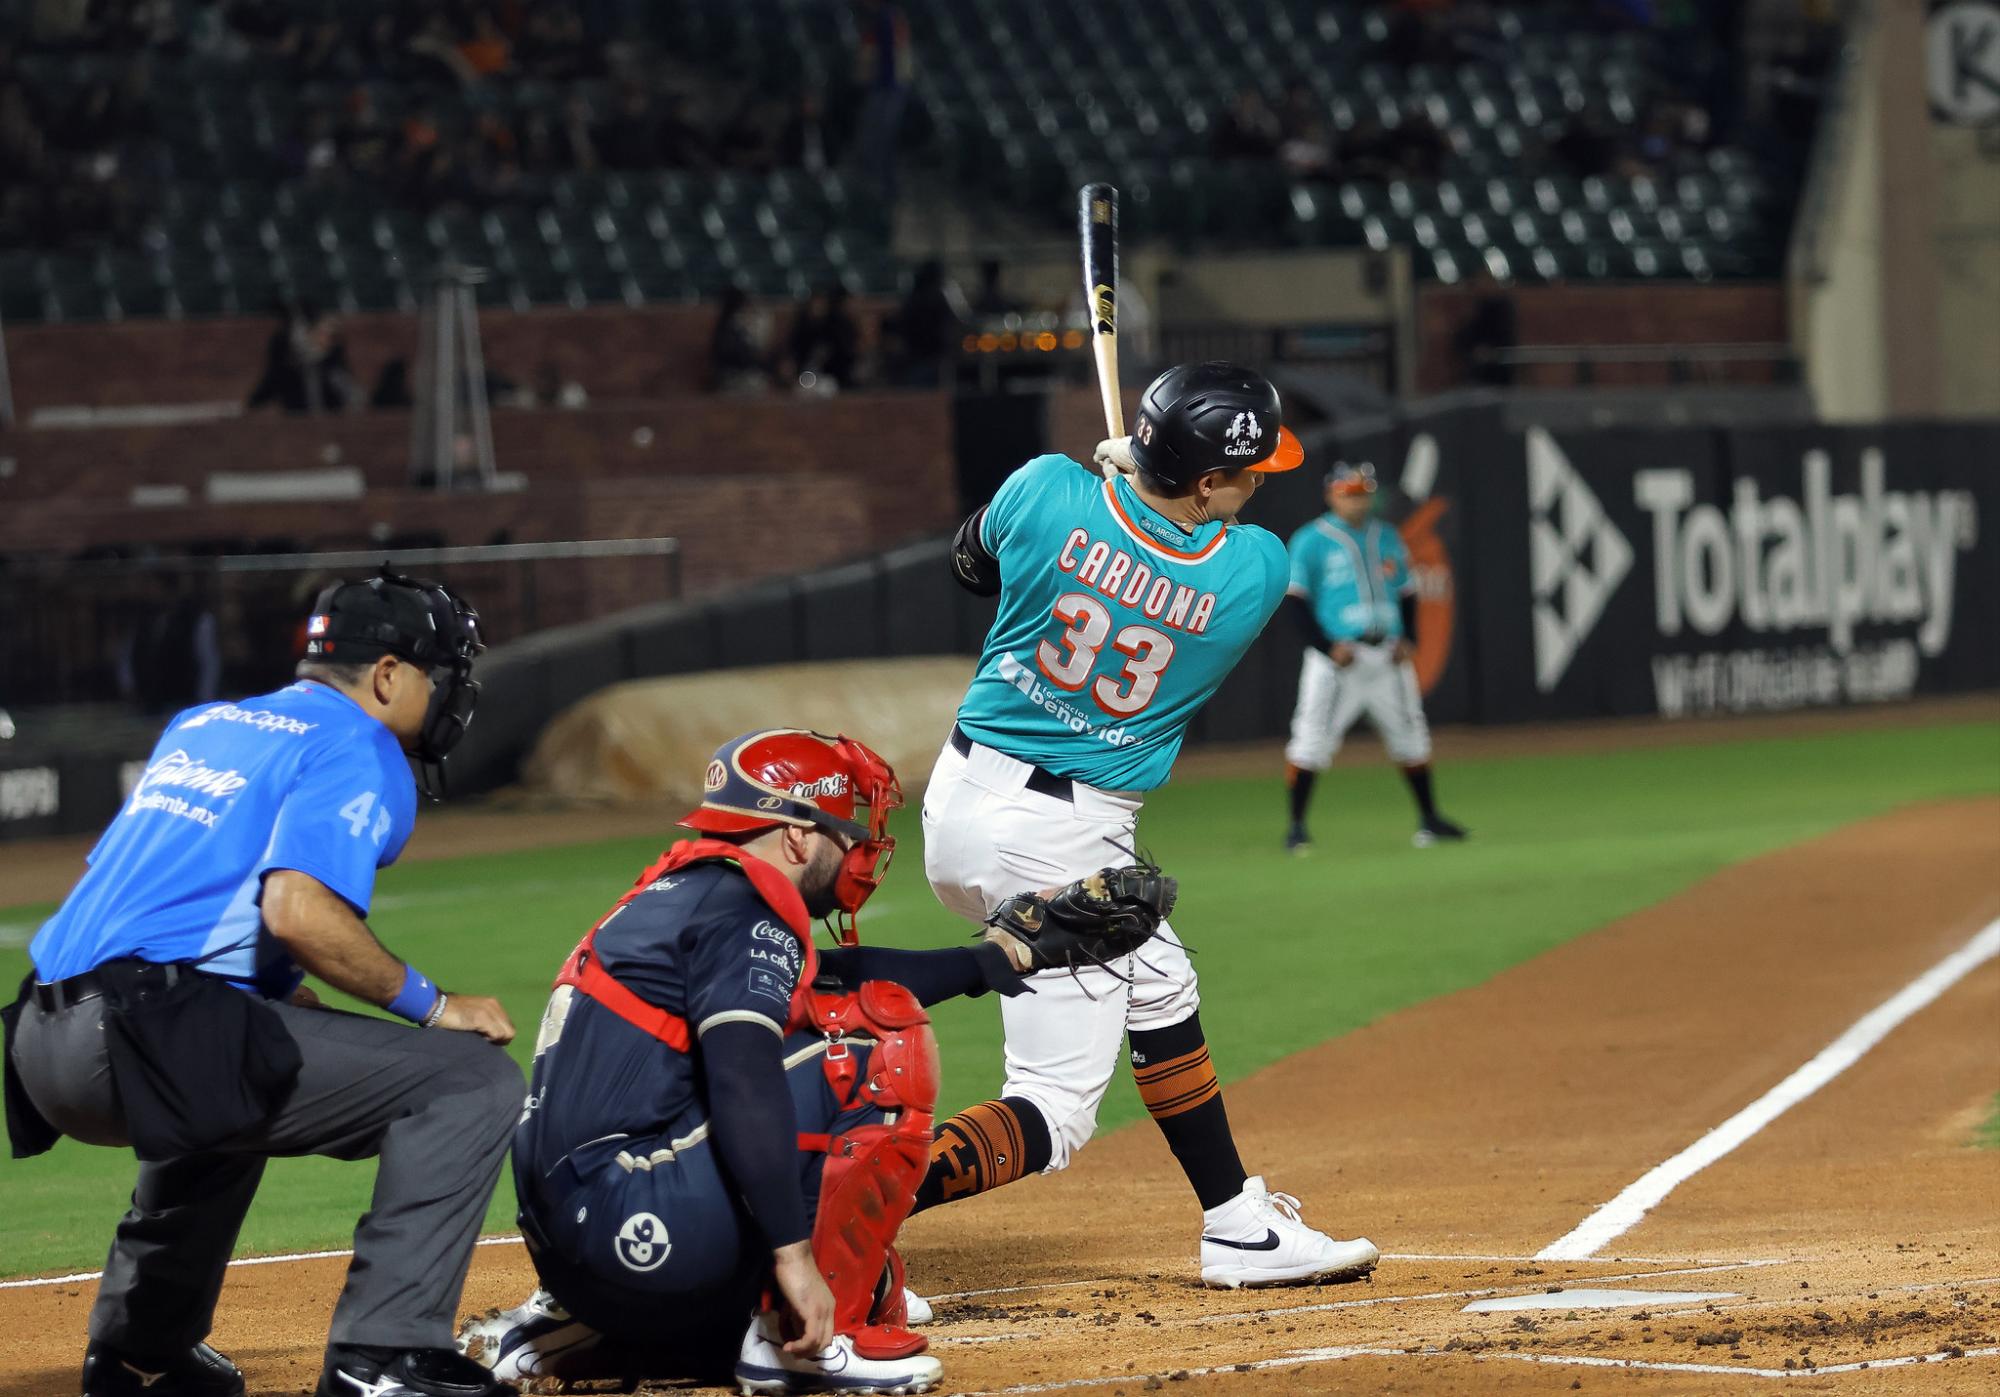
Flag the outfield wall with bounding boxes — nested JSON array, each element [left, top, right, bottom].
[[3, 409, 1994, 826], [1308, 409, 1998, 726], [440, 406, 1996, 793]]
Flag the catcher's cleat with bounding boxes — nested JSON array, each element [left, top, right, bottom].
[[1413, 815, 1468, 848], [457, 1288, 608, 1384], [734, 1312, 942, 1394], [1199, 1176, 1379, 1289], [82, 1342, 244, 1397]]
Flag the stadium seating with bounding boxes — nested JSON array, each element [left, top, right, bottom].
[[0, 1, 1798, 324]]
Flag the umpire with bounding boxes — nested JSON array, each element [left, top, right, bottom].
[[1, 570, 523, 1397]]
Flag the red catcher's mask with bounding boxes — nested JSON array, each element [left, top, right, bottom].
[[679, 728, 903, 944]]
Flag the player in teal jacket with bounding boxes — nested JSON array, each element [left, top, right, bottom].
[[922, 362, 1381, 1294], [1282, 461, 1466, 850]]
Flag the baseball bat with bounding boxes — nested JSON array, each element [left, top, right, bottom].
[[1078, 183, 1123, 439]]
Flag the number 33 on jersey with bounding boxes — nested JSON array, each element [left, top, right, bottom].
[[955, 454, 1289, 792]]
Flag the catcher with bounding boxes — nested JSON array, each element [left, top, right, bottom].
[[460, 729, 1163, 1394]]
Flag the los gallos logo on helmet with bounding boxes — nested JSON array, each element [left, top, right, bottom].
[[1224, 411, 1262, 456]]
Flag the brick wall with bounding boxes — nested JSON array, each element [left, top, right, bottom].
[[1415, 283, 1789, 391], [2, 299, 892, 412], [1, 393, 958, 636]]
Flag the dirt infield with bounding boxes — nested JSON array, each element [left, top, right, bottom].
[[3, 794, 1995, 1395]]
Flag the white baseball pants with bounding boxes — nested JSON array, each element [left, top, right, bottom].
[[921, 737, 1199, 1172], [1284, 644, 1433, 769]]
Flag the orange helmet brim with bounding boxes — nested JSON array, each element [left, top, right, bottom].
[[1248, 425, 1305, 473]]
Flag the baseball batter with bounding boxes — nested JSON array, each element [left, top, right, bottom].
[[1282, 462, 1466, 851], [919, 361, 1380, 1289]]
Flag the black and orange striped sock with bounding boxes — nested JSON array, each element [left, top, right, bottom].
[[1131, 1013, 1247, 1210], [911, 1096, 1053, 1213]]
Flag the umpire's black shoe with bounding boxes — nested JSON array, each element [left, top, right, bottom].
[[317, 1346, 518, 1397], [82, 1341, 244, 1397]]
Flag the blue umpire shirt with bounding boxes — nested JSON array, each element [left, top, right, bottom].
[[30, 681, 417, 998]]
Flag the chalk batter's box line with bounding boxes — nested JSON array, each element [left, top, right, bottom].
[[950, 1344, 2000, 1395], [0, 1247, 1782, 1296]]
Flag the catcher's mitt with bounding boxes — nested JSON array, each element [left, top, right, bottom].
[[985, 864, 1177, 977]]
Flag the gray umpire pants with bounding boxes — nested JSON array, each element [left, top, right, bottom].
[[11, 992, 523, 1354]]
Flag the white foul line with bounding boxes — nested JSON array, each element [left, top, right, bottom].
[[1539, 917, 2000, 1261], [0, 1233, 527, 1291]]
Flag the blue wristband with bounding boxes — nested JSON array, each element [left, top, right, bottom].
[[387, 965, 440, 1024]]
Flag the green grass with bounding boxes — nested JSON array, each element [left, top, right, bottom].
[[2, 719, 1995, 1276], [1978, 1093, 2000, 1150]]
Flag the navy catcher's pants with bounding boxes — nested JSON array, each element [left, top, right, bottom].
[[515, 1031, 881, 1376]]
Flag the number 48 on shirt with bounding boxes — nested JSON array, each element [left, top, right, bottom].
[[340, 790, 395, 846]]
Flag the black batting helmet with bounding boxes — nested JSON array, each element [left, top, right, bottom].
[[1127, 361, 1305, 488]]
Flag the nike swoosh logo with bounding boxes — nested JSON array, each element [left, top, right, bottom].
[[119, 1363, 166, 1388], [1202, 1229, 1282, 1251]]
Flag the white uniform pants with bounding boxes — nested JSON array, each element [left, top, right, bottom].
[[1284, 644, 1433, 770], [922, 737, 1199, 1172]]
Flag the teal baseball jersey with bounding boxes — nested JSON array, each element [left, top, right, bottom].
[[955, 455, 1289, 791], [1287, 514, 1414, 643]]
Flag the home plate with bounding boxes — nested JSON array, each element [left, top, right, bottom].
[[1463, 1289, 1735, 1313]]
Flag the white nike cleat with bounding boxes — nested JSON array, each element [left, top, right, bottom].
[[1198, 1175, 1379, 1289], [901, 1289, 933, 1326], [456, 1287, 605, 1382], [734, 1312, 942, 1394]]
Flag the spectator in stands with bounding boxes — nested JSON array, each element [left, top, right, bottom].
[[123, 573, 222, 717], [779, 87, 835, 173], [1453, 278, 1518, 388], [1212, 87, 1282, 160], [787, 284, 860, 391], [849, 0, 913, 207], [247, 303, 358, 415], [1387, 112, 1450, 180], [457, 7, 512, 80], [709, 285, 775, 393], [970, 259, 1022, 318], [1549, 117, 1620, 179], [881, 258, 964, 389], [224, 0, 294, 54], [371, 356, 414, 410], [281, 107, 341, 183], [521, 3, 589, 80], [720, 92, 790, 173], [1277, 85, 1334, 181], [654, 91, 711, 169], [596, 82, 659, 170], [338, 85, 393, 179], [294, 18, 352, 81], [559, 90, 600, 170], [407, 12, 479, 87], [468, 108, 523, 198], [533, 357, 591, 409]]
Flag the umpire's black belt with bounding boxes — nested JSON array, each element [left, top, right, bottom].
[[949, 724, 1075, 803], [32, 960, 183, 1013]]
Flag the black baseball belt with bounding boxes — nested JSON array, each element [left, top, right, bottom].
[[32, 960, 183, 1013], [949, 724, 1075, 803]]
